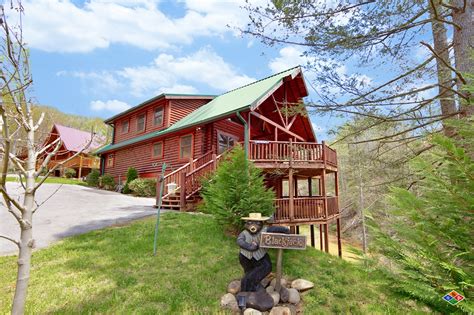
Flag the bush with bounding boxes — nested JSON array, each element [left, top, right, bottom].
[[63, 168, 76, 178], [86, 169, 100, 187], [100, 174, 116, 190], [123, 167, 138, 194], [129, 178, 156, 197], [199, 145, 275, 231]]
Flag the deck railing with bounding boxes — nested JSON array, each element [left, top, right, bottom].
[[273, 196, 339, 223], [249, 140, 336, 166], [48, 156, 100, 169]]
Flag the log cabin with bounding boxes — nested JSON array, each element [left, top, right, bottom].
[[44, 124, 105, 178], [97, 66, 342, 256]]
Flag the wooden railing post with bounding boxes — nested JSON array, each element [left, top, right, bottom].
[[180, 172, 186, 211], [212, 153, 217, 170], [189, 157, 194, 172], [288, 139, 294, 220], [322, 140, 326, 166]]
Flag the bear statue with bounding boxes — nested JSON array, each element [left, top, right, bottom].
[[236, 212, 289, 311]]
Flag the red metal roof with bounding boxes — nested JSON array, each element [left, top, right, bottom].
[[53, 124, 105, 153]]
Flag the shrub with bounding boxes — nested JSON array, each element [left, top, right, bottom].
[[100, 174, 116, 190], [129, 178, 156, 197], [199, 145, 275, 231], [86, 169, 100, 187], [123, 167, 138, 194], [63, 168, 76, 178]]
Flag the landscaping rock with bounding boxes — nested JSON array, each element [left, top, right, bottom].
[[227, 280, 241, 294], [287, 288, 300, 304], [270, 291, 280, 306], [269, 306, 292, 315], [270, 278, 287, 288], [279, 287, 290, 303], [244, 308, 263, 315], [220, 293, 238, 311], [246, 291, 274, 312], [291, 279, 314, 291], [266, 285, 275, 293]]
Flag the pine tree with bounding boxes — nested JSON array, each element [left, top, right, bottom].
[[199, 146, 275, 232], [368, 117, 474, 313]]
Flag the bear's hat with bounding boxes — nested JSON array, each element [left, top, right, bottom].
[[241, 212, 271, 221]]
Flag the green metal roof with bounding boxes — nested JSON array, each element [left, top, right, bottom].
[[96, 66, 301, 154]]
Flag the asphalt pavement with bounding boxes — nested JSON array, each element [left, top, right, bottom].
[[0, 182, 159, 255]]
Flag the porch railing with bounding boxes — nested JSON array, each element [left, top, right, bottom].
[[273, 196, 339, 222], [249, 140, 337, 166]]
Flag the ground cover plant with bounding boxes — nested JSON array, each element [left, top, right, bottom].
[[0, 212, 430, 314]]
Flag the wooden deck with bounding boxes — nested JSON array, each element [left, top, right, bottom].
[[48, 155, 100, 170], [273, 196, 339, 225], [249, 140, 337, 172]]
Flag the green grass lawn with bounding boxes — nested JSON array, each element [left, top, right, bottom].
[[6, 176, 88, 186], [0, 212, 430, 314]]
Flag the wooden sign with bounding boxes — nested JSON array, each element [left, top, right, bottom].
[[260, 232, 307, 250]]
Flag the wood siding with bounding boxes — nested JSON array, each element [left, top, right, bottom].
[[113, 98, 169, 144], [103, 127, 205, 180], [169, 99, 210, 125]]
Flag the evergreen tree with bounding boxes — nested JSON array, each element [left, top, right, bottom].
[[199, 146, 275, 231], [368, 117, 473, 313]]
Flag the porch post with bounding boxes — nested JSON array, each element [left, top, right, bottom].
[[324, 224, 329, 253], [319, 224, 323, 250], [180, 172, 186, 211], [337, 218, 342, 257], [288, 139, 294, 221], [237, 111, 249, 157], [310, 225, 315, 247], [78, 155, 83, 179]]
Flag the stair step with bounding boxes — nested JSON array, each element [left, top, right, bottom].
[[162, 199, 181, 204]]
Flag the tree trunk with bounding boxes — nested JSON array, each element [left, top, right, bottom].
[[358, 163, 368, 254], [11, 128, 36, 315], [429, 1, 458, 136], [452, 0, 474, 117]]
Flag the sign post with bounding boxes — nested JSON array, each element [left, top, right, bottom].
[[260, 232, 306, 291], [153, 163, 167, 256]]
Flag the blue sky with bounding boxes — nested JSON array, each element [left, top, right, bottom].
[[19, 0, 432, 141]]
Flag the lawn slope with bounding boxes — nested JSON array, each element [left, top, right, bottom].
[[0, 212, 428, 314]]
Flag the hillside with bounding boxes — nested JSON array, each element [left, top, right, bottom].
[[32, 105, 111, 144], [0, 212, 430, 314]]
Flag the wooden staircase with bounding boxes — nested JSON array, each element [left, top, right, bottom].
[[157, 151, 222, 211]]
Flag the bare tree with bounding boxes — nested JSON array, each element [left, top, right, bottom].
[[243, 0, 473, 143], [0, 2, 94, 313]]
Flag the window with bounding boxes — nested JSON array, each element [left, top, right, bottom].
[[180, 135, 193, 159], [152, 142, 163, 158], [154, 107, 164, 126], [121, 120, 129, 134], [137, 113, 146, 132], [218, 132, 237, 154], [107, 154, 114, 167]]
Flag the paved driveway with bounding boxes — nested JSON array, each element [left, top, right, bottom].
[[0, 183, 159, 255]]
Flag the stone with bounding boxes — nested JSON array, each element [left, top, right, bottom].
[[270, 278, 287, 288], [246, 291, 274, 312], [266, 285, 274, 293], [269, 306, 292, 315], [287, 288, 300, 304], [291, 279, 314, 292], [270, 291, 280, 306], [227, 280, 241, 294], [220, 293, 238, 311], [279, 287, 289, 303], [244, 308, 263, 315]]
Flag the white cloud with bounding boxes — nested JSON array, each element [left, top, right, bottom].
[[90, 100, 131, 112], [20, 0, 251, 53], [63, 48, 255, 98]]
